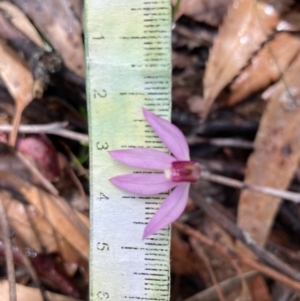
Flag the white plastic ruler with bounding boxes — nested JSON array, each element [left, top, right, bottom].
[[85, 1, 172, 300]]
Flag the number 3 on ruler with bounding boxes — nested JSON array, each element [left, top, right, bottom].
[[97, 291, 109, 299], [97, 242, 109, 251]]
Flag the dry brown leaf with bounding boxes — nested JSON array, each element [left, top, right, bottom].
[[11, 0, 84, 77], [171, 228, 203, 275], [226, 32, 300, 106], [237, 55, 300, 254], [0, 39, 34, 146], [172, 0, 233, 27], [0, 280, 83, 301], [2, 194, 84, 265], [0, 1, 44, 47], [202, 0, 287, 118], [66, 0, 84, 23], [0, 171, 88, 260], [248, 277, 272, 301]]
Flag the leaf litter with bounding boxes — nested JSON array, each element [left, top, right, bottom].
[[0, 0, 300, 300]]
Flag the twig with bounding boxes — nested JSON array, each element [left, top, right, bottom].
[[201, 170, 300, 204], [175, 25, 214, 47], [0, 196, 17, 301], [0, 122, 88, 143], [190, 238, 226, 301], [13, 237, 49, 301], [51, 128, 88, 142], [0, 122, 66, 133], [173, 222, 300, 292], [16, 152, 59, 196], [190, 188, 300, 282], [187, 137, 253, 149]]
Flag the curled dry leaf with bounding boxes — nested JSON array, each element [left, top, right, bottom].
[[226, 32, 300, 106], [0, 1, 44, 47], [2, 195, 84, 265], [0, 171, 89, 260], [0, 280, 83, 301], [0, 39, 34, 146], [11, 0, 85, 77], [172, 0, 233, 27], [237, 54, 300, 255], [202, 0, 288, 118]]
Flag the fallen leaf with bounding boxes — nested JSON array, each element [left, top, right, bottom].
[[0, 39, 34, 145], [171, 228, 203, 275], [172, 0, 233, 27], [11, 0, 84, 77], [2, 194, 84, 265], [66, 0, 84, 23], [0, 280, 83, 301], [248, 277, 272, 301], [226, 32, 300, 106], [0, 171, 89, 260], [237, 54, 300, 254], [0, 1, 44, 47], [202, 0, 289, 118]]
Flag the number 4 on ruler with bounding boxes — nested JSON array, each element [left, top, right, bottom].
[[97, 291, 109, 299], [97, 192, 109, 200]]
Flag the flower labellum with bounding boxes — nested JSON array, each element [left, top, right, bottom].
[[109, 108, 200, 239]]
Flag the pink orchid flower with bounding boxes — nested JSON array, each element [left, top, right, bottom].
[[109, 108, 200, 239]]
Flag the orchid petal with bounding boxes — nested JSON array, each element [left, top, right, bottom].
[[109, 148, 176, 170], [142, 108, 190, 160], [143, 183, 190, 239], [109, 173, 177, 195]]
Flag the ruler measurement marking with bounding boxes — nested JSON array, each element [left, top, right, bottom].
[[87, 0, 171, 300]]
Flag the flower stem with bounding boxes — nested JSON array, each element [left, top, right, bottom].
[[201, 170, 300, 203]]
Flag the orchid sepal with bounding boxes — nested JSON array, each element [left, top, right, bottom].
[[109, 108, 200, 239]]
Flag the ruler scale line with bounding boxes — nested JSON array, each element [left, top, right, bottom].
[[85, 0, 171, 300]]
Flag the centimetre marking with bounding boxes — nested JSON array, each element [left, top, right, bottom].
[[87, 0, 171, 300]]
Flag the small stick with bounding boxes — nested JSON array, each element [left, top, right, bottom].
[[201, 170, 300, 204], [16, 152, 59, 196], [190, 188, 300, 282], [183, 271, 258, 301], [187, 137, 253, 149], [0, 122, 88, 143], [190, 238, 226, 301], [173, 222, 300, 293], [0, 196, 17, 301]]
